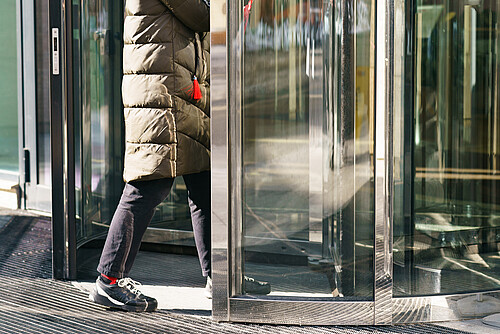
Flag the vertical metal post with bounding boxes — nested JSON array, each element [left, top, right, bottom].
[[229, 0, 244, 300], [50, 0, 64, 280], [19, 0, 38, 210], [50, 0, 76, 280], [211, 0, 230, 321], [63, 0, 77, 280], [339, 0, 356, 296], [16, 0, 26, 208], [374, 0, 394, 325]]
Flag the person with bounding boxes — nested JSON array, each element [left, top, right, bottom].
[[89, 0, 269, 313]]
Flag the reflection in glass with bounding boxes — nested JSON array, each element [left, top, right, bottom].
[[76, 0, 124, 244], [394, 0, 500, 296], [0, 0, 18, 174], [240, 0, 375, 299]]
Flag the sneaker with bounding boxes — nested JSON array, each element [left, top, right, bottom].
[[332, 288, 344, 297], [204, 276, 212, 299], [204, 276, 271, 298], [244, 276, 271, 295], [89, 276, 158, 312]]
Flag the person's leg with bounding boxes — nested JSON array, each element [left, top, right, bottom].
[[183, 171, 211, 278], [97, 178, 174, 278]]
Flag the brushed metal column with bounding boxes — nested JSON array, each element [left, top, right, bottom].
[[211, 0, 230, 321], [374, 0, 394, 325]]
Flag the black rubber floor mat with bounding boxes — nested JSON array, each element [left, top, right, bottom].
[[0, 211, 473, 333]]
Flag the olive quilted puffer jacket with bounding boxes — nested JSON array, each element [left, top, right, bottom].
[[122, 0, 210, 182]]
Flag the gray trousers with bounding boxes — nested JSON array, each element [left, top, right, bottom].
[[97, 171, 211, 278]]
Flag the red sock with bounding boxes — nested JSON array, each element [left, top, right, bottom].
[[101, 273, 117, 285]]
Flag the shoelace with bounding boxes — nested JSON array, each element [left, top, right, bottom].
[[117, 277, 143, 296]]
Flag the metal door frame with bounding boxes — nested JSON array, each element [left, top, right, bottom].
[[16, 0, 74, 278], [210, 0, 394, 325], [16, 0, 52, 212], [49, 0, 77, 280]]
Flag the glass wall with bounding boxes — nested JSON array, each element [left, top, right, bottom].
[[0, 0, 18, 175], [394, 0, 500, 296], [238, 0, 375, 299]]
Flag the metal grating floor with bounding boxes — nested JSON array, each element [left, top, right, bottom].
[[0, 210, 475, 334]]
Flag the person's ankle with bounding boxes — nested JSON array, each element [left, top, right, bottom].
[[100, 273, 117, 285]]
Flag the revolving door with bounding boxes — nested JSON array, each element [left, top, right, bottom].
[[48, 0, 500, 324], [211, 0, 500, 325]]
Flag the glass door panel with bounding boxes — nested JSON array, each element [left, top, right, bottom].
[[0, 0, 19, 177], [23, 0, 52, 212], [237, 0, 375, 300], [35, 0, 51, 187], [74, 0, 192, 248], [75, 0, 124, 244], [394, 0, 500, 296]]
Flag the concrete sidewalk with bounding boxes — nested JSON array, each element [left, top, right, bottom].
[[0, 208, 497, 333]]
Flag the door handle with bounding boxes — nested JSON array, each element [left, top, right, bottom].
[[52, 28, 60, 75]]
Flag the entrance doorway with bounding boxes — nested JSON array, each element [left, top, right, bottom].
[[49, 0, 208, 279]]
